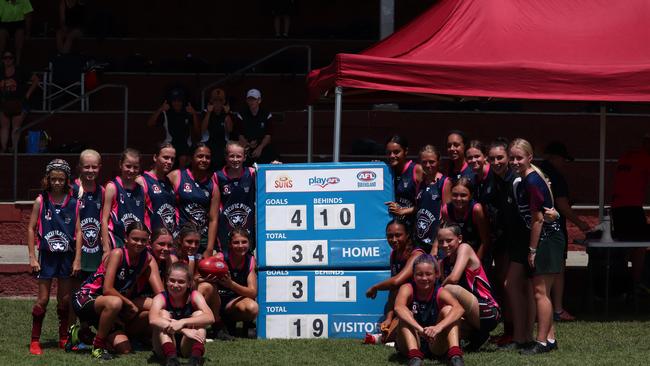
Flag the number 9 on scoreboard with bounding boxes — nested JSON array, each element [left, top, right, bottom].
[[265, 314, 328, 339]]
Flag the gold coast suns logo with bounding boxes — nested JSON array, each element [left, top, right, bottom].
[[274, 175, 293, 189]]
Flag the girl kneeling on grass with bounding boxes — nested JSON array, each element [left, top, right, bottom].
[[27, 159, 79, 355], [216, 227, 258, 336], [394, 255, 465, 366], [72, 222, 163, 360], [439, 225, 501, 351], [149, 262, 214, 366]]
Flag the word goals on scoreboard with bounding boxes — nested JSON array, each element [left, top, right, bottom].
[[256, 162, 394, 269]]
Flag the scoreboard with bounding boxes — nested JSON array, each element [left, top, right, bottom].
[[256, 162, 394, 339], [256, 163, 394, 269]]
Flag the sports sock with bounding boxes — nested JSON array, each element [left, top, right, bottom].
[[93, 335, 107, 350], [31, 304, 46, 341], [547, 338, 556, 344], [447, 346, 463, 359], [537, 340, 547, 346], [407, 349, 424, 359], [191, 342, 205, 358], [162, 342, 177, 358], [56, 305, 69, 339]]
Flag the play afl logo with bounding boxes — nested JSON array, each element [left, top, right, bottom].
[[308, 176, 340, 188], [357, 171, 377, 188], [274, 175, 293, 189]]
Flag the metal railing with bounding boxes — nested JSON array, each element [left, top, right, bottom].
[[200, 45, 312, 110], [12, 84, 129, 200]]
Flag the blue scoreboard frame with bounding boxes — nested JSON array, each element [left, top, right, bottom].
[[256, 162, 394, 269]]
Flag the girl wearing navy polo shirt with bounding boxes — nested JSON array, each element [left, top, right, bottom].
[[510, 138, 564, 355]]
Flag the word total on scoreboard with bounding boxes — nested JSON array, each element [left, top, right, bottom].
[[256, 162, 394, 269]]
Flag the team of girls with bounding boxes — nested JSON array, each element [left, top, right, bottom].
[[380, 133, 565, 359]]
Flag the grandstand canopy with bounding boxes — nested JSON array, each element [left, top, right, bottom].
[[307, 0, 650, 103]]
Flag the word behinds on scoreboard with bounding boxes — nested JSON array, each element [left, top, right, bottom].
[[265, 168, 383, 193]]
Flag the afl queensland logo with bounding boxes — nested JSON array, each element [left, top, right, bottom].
[[152, 184, 161, 194], [357, 170, 377, 188], [44, 230, 70, 252], [81, 218, 101, 253], [224, 203, 252, 228], [223, 185, 231, 195], [183, 183, 192, 193]]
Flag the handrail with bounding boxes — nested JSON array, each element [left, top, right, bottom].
[[13, 84, 129, 200], [200, 45, 312, 110]]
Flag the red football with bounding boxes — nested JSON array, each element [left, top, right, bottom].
[[198, 256, 229, 278]]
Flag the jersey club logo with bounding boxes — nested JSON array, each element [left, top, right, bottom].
[[157, 204, 177, 232], [81, 217, 101, 253], [44, 230, 70, 252], [223, 203, 252, 228]]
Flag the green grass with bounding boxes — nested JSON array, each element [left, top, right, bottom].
[[2, 299, 650, 365]]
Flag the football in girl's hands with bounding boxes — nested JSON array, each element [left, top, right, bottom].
[[198, 256, 229, 278]]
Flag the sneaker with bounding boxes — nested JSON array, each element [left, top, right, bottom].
[[554, 309, 576, 322], [214, 328, 235, 341], [165, 356, 181, 366], [187, 356, 204, 366], [519, 342, 550, 355], [407, 357, 423, 366], [91, 347, 113, 360], [29, 340, 43, 355], [59, 337, 69, 349], [449, 355, 465, 366], [547, 340, 558, 351], [363, 333, 382, 345]]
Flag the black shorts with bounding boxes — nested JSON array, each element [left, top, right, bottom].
[[612, 206, 650, 241], [219, 292, 238, 316], [72, 291, 100, 327], [0, 20, 25, 37]]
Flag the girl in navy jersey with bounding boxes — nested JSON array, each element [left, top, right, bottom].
[[414, 145, 451, 255], [366, 219, 425, 344], [27, 159, 79, 355], [138, 143, 178, 235], [440, 178, 491, 261], [149, 262, 214, 366], [446, 130, 475, 183], [72, 150, 105, 280], [102, 148, 146, 249], [217, 142, 256, 256], [394, 255, 465, 366], [72, 222, 163, 360], [169, 143, 220, 257], [439, 225, 501, 351], [216, 228, 258, 333], [384, 135, 423, 227], [175, 224, 231, 340], [509, 138, 564, 355]]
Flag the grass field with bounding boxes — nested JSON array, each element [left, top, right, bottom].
[[1, 299, 650, 365]]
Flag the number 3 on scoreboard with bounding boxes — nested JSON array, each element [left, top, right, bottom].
[[289, 315, 328, 338], [265, 205, 308, 231], [313, 204, 356, 230]]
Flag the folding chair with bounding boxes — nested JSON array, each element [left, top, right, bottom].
[[43, 54, 87, 111]]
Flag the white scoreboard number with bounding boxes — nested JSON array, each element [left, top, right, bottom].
[[314, 276, 356, 302], [265, 276, 308, 302], [266, 314, 328, 339], [314, 204, 355, 230], [265, 240, 329, 266], [266, 276, 357, 303], [265, 205, 307, 231]]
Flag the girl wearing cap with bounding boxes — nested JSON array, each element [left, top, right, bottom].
[[26, 159, 79, 354], [202, 87, 233, 170]]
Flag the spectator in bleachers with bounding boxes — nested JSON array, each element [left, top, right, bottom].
[[147, 88, 198, 168], [0, 0, 33, 65], [270, 0, 296, 38], [56, 0, 85, 55], [234, 88, 277, 165], [0, 49, 38, 152], [201, 87, 233, 169]]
